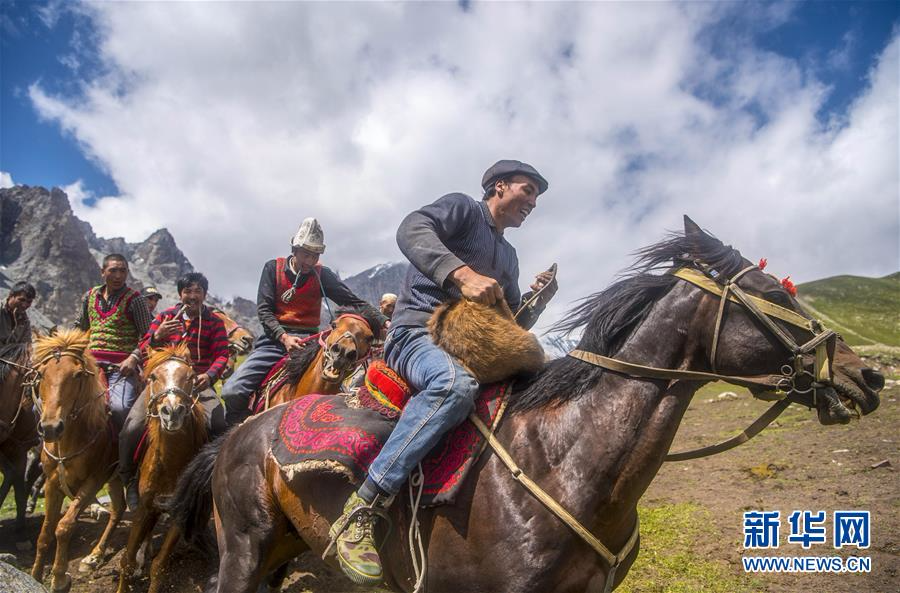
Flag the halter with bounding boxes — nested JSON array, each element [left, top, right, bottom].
[[318, 313, 374, 374], [568, 261, 838, 460], [145, 355, 201, 418], [0, 353, 39, 434]]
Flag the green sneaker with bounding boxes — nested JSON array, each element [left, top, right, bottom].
[[327, 491, 390, 587]]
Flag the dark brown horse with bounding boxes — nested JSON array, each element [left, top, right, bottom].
[[0, 341, 40, 546], [30, 330, 124, 592], [209, 307, 254, 380], [170, 218, 883, 593], [117, 343, 207, 593], [262, 312, 378, 409]]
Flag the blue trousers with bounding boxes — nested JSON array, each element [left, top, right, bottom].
[[106, 369, 141, 432], [366, 326, 478, 495], [221, 334, 293, 426]]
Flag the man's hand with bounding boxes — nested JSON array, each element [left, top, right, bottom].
[[194, 373, 212, 391], [119, 354, 140, 377], [530, 267, 558, 305], [154, 318, 182, 342], [451, 266, 504, 305], [280, 333, 306, 352]]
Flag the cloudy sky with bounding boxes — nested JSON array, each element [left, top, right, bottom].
[[1, 1, 897, 331]]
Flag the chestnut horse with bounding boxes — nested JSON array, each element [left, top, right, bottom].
[[261, 311, 379, 409], [117, 343, 208, 593], [0, 341, 40, 545], [209, 308, 254, 380], [170, 218, 882, 593], [30, 330, 124, 592]]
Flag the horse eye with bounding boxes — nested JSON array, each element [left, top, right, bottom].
[[765, 291, 792, 307], [148, 373, 157, 382]]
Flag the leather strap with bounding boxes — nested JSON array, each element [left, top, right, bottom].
[[469, 413, 639, 593]]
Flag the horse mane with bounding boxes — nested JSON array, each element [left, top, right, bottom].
[[334, 307, 382, 337], [510, 227, 747, 413], [145, 342, 192, 376], [0, 341, 30, 382], [34, 329, 99, 376], [285, 341, 322, 386]]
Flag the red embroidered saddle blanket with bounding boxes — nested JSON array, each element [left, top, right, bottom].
[[270, 362, 510, 506]]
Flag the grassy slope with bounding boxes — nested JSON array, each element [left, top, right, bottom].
[[797, 272, 899, 347]]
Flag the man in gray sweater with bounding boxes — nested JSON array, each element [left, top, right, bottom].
[[328, 160, 558, 586]]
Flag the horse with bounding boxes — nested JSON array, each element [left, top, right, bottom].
[[0, 341, 41, 546], [117, 343, 208, 593], [168, 217, 883, 593], [260, 311, 379, 410], [30, 329, 125, 592], [209, 307, 254, 380]]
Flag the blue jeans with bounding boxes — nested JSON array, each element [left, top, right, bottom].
[[221, 334, 294, 426], [106, 369, 141, 432], [366, 326, 478, 495]]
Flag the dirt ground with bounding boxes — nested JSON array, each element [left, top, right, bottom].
[[2, 365, 896, 593]]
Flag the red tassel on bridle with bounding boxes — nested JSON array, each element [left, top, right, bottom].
[[758, 258, 767, 271], [781, 276, 797, 297]]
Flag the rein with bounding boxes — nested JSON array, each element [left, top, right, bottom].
[[318, 313, 374, 375], [0, 354, 38, 434], [470, 261, 836, 591]]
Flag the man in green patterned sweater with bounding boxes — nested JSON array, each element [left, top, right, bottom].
[[73, 253, 152, 431]]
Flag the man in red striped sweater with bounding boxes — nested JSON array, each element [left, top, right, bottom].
[[118, 272, 229, 510]]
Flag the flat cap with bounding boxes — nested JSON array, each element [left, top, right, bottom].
[[481, 159, 549, 195]]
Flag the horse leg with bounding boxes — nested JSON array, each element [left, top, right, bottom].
[[49, 477, 101, 592], [116, 504, 158, 593], [147, 524, 181, 593], [10, 447, 32, 549], [213, 498, 282, 593], [31, 473, 63, 582], [83, 474, 125, 572], [28, 471, 45, 514]]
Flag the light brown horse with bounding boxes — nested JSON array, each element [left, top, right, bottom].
[[209, 307, 254, 380], [30, 330, 124, 592], [169, 218, 882, 593], [117, 343, 207, 593], [262, 312, 378, 409], [0, 341, 40, 546]]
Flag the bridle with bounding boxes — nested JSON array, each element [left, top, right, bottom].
[[471, 259, 839, 591], [568, 260, 838, 460], [318, 313, 374, 379], [145, 355, 200, 419]]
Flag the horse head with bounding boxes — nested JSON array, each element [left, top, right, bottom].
[[320, 312, 377, 383], [211, 308, 254, 355], [144, 344, 198, 433], [32, 330, 102, 442], [678, 216, 882, 425]]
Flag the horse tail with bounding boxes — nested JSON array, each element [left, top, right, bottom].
[[162, 432, 227, 549]]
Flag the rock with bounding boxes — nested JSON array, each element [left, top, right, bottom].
[[717, 391, 739, 401], [0, 561, 48, 592], [871, 459, 892, 469]]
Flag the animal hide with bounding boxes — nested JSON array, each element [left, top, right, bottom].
[[427, 299, 545, 384]]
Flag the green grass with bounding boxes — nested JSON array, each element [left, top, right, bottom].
[[797, 272, 899, 347], [619, 503, 762, 593]]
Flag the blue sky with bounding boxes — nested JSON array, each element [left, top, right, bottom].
[[0, 1, 897, 325]]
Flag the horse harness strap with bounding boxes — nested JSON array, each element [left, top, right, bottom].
[[43, 429, 103, 500], [469, 414, 639, 593], [0, 354, 38, 433]]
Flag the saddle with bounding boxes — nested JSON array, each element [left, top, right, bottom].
[[269, 360, 510, 506]]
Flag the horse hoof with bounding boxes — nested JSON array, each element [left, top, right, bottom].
[[79, 553, 102, 573], [51, 572, 72, 592]]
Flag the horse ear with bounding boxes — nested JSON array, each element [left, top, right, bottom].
[[49, 325, 58, 337], [683, 215, 704, 238]]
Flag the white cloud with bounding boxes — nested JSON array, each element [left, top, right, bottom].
[[26, 2, 899, 330], [0, 171, 14, 188]]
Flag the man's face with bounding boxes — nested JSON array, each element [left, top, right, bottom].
[[292, 247, 320, 274], [147, 296, 161, 314], [7, 293, 33, 313], [179, 284, 206, 316], [492, 174, 540, 230], [380, 299, 396, 319], [101, 260, 129, 291]]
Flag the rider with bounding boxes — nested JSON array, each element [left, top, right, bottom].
[[328, 160, 558, 585], [140, 286, 163, 315], [1, 281, 35, 346], [73, 254, 152, 431], [220, 217, 387, 426], [379, 293, 397, 320], [118, 272, 230, 510]]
